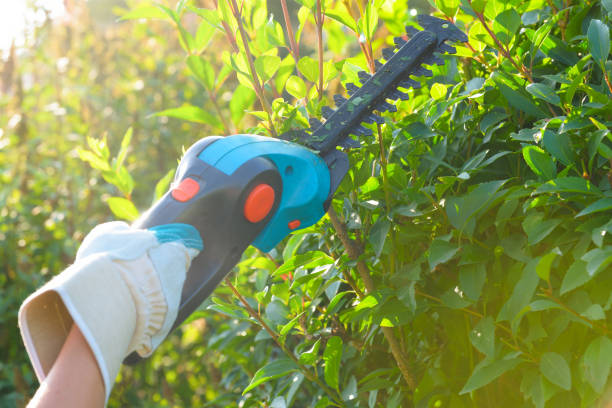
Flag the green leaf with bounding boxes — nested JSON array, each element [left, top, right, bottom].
[[460, 358, 521, 394], [154, 105, 222, 129], [430, 83, 448, 100], [76, 147, 111, 172], [286, 75, 307, 99], [428, 239, 459, 271], [194, 20, 216, 52], [583, 336, 612, 393], [493, 9, 520, 44], [323, 336, 343, 390], [498, 259, 540, 324], [243, 358, 299, 393], [576, 198, 612, 217], [581, 246, 612, 276], [273, 251, 333, 277], [186, 55, 215, 90], [369, 217, 391, 258], [560, 260, 590, 294], [115, 127, 132, 171], [154, 169, 175, 201], [299, 339, 321, 365], [324, 8, 358, 32], [468, 0, 485, 12], [297, 56, 319, 83], [526, 83, 560, 106], [535, 177, 602, 195], [587, 19, 610, 67], [265, 300, 289, 324], [441, 288, 472, 309], [522, 214, 561, 245], [445, 180, 508, 236], [326, 291, 352, 317], [435, 0, 460, 17], [583, 304, 605, 321], [522, 146, 556, 179], [470, 316, 495, 358], [112, 166, 135, 196], [280, 312, 305, 336], [355, 294, 380, 311], [530, 20, 553, 57], [229, 84, 256, 124], [459, 264, 487, 301], [107, 197, 139, 221], [535, 249, 560, 281], [496, 82, 547, 119], [540, 352, 571, 390], [542, 130, 574, 166], [208, 297, 249, 319], [254, 55, 281, 82]]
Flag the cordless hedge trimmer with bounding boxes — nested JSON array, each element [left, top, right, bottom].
[[125, 15, 467, 364]]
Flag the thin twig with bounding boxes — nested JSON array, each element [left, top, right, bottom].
[[314, 0, 325, 100], [327, 207, 416, 389], [226, 0, 277, 137], [280, 0, 300, 66], [224, 277, 344, 405], [603, 70, 612, 95]]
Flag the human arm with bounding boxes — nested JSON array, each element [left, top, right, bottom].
[[28, 324, 105, 408], [19, 222, 202, 406]]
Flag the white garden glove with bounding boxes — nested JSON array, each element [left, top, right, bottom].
[[18, 221, 202, 402]]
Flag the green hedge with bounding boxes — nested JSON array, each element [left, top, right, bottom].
[[2, 0, 612, 407]]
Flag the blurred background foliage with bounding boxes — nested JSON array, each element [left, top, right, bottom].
[[2, 0, 612, 407]]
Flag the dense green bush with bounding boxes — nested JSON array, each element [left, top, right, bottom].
[[3, 0, 612, 407]]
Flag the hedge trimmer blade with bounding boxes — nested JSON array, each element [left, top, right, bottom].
[[280, 15, 467, 204]]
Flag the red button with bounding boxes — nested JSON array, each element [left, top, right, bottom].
[[244, 184, 275, 223], [171, 178, 200, 202], [288, 220, 301, 230]]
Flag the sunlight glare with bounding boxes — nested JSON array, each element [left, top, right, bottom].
[[0, 1, 65, 54]]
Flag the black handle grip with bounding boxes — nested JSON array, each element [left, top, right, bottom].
[[124, 137, 282, 364]]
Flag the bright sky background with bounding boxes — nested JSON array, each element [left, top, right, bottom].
[[0, 0, 66, 54]]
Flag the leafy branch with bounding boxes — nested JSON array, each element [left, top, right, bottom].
[[224, 277, 345, 406], [327, 207, 416, 390]]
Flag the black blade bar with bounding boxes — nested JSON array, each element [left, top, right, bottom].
[[307, 30, 437, 155]]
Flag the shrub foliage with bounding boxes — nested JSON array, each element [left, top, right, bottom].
[[2, 0, 612, 407]]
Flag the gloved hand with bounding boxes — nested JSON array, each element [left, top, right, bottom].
[[18, 221, 202, 402]]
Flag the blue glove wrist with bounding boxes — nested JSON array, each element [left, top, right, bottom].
[[148, 224, 203, 251]]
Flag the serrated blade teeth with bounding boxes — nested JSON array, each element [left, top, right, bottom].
[[339, 137, 361, 149], [382, 47, 395, 60], [377, 100, 397, 112], [414, 66, 433, 77], [351, 125, 373, 136], [309, 117, 323, 130], [439, 43, 457, 54], [346, 82, 359, 95], [357, 70, 372, 83], [368, 113, 385, 124], [333, 94, 347, 107], [405, 25, 420, 37], [361, 114, 379, 124], [374, 60, 383, 71], [389, 89, 410, 100], [394, 36, 408, 48], [398, 78, 421, 89], [321, 106, 335, 119], [424, 54, 445, 66]]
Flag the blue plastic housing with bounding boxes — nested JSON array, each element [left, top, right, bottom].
[[198, 134, 330, 252]]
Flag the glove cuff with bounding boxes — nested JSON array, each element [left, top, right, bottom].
[[18, 254, 137, 402]]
